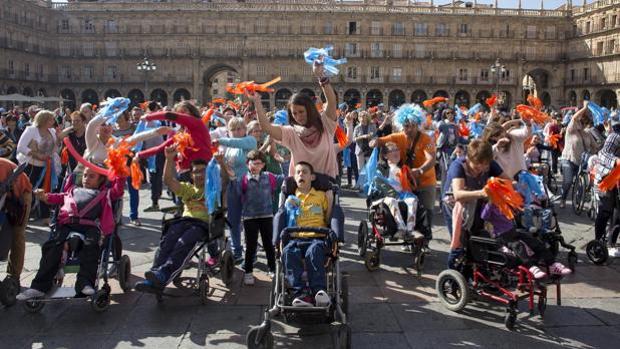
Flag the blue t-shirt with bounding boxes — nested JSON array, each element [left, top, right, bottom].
[[442, 157, 504, 196]]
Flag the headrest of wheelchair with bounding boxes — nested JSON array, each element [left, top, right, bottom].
[[281, 173, 334, 196], [66, 232, 86, 241]]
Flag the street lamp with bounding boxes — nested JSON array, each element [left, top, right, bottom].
[[136, 56, 157, 99], [490, 58, 506, 97]]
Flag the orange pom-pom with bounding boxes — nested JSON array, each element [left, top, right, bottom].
[[458, 120, 470, 137], [486, 94, 497, 108], [546, 133, 561, 149], [212, 98, 226, 105], [527, 95, 543, 110], [226, 77, 281, 95], [399, 165, 413, 192], [227, 100, 240, 110], [355, 103, 362, 109], [598, 163, 620, 192], [368, 106, 379, 114], [202, 108, 215, 125], [139, 101, 149, 111], [105, 140, 134, 180], [422, 97, 448, 108], [335, 125, 348, 148], [130, 161, 144, 190], [43, 159, 52, 193], [61, 147, 69, 165], [484, 177, 524, 220], [173, 132, 198, 157], [516, 105, 551, 125]]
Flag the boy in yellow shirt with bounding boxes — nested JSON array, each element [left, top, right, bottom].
[[282, 162, 331, 307]]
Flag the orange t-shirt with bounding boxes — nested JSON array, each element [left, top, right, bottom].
[[378, 132, 437, 189], [0, 158, 32, 197]]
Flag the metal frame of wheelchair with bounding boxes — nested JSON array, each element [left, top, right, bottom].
[[357, 199, 428, 277], [246, 227, 350, 349], [436, 234, 563, 330], [147, 206, 235, 304], [586, 187, 620, 265]]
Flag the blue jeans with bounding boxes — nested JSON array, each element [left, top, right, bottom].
[[227, 181, 243, 258], [441, 201, 453, 238], [282, 239, 327, 296], [126, 177, 139, 220], [153, 220, 207, 284], [561, 159, 578, 201]]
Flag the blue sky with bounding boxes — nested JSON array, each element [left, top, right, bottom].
[[50, 0, 598, 10]]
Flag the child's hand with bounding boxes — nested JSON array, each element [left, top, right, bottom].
[[34, 189, 47, 202], [285, 196, 299, 208], [164, 145, 177, 160]]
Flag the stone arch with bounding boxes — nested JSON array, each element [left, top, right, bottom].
[[203, 63, 239, 104], [388, 89, 405, 108], [299, 88, 316, 98], [275, 88, 292, 109], [366, 89, 383, 108], [433, 90, 449, 99], [567, 90, 577, 107], [260, 91, 271, 110], [22, 87, 33, 96], [595, 89, 618, 109], [6, 86, 18, 94], [173, 88, 191, 102], [61, 89, 76, 110], [127, 89, 144, 108], [104, 89, 122, 99], [523, 68, 552, 102], [36, 88, 46, 97], [344, 89, 361, 108], [475, 90, 491, 104], [454, 90, 470, 107], [150, 88, 168, 106], [502, 90, 512, 108], [582, 89, 591, 101], [81, 89, 99, 105], [540, 91, 551, 107], [411, 90, 427, 104]]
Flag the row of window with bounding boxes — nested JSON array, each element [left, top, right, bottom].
[[580, 13, 619, 35], [593, 39, 618, 56], [340, 66, 511, 82], [569, 68, 591, 82], [6, 60, 43, 78]]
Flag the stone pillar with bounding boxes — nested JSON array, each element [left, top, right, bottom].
[[541, 0, 544, 10], [192, 59, 201, 105], [518, 0, 522, 9]]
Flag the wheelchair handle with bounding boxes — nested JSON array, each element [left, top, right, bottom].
[[281, 227, 336, 241]]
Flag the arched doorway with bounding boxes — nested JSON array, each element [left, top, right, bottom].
[[411, 90, 427, 104], [582, 89, 591, 101], [202, 63, 239, 104], [60, 89, 76, 110], [344, 89, 361, 108], [173, 88, 191, 102], [568, 90, 577, 107], [299, 88, 316, 98], [454, 90, 470, 107], [475, 90, 491, 104], [275, 88, 292, 109], [366, 89, 383, 107], [22, 87, 33, 96], [36, 88, 46, 97], [127, 89, 145, 108], [540, 92, 551, 107], [260, 91, 271, 111], [433, 90, 449, 99], [388, 89, 405, 108], [104, 89, 122, 99], [81, 89, 99, 105], [523, 68, 551, 103], [596, 89, 618, 109], [150, 89, 168, 106], [502, 91, 512, 108], [6, 86, 18, 94]]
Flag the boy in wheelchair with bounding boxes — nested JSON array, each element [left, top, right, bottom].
[[17, 166, 125, 300], [135, 145, 224, 292], [278, 162, 333, 308]]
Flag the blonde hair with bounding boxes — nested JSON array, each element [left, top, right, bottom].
[[227, 117, 246, 131], [247, 120, 261, 133], [33, 110, 54, 128], [358, 111, 371, 123]]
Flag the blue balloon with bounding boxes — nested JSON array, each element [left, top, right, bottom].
[[285, 195, 301, 227], [98, 97, 130, 125], [304, 45, 347, 77], [467, 103, 482, 116], [394, 103, 424, 129], [273, 110, 288, 125], [205, 158, 222, 214], [588, 101, 610, 126]]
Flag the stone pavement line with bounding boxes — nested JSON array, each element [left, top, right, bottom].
[[5, 189, 620, 348]]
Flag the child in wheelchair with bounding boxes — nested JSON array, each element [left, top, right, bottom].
[[134, 145, 225, 292], [17, 166, 125, 300]]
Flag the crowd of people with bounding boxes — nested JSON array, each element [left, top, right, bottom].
[[2, 60, 619, 308]]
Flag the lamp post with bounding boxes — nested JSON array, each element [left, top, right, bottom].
[[490, 58, 506, 97], [136, 56, 156, 100]]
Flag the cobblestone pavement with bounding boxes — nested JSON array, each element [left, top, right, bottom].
[[2, 188, 620, 349]]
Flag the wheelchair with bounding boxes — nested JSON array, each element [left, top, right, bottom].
[[357, 178, 432, 276], [586, 187, 620, 265], [436, 230, 563, 330], [21, 174, 130, 314], [0, 162, 28, 307], [147, 206, 234, 304], [247, 175, 350, 349]]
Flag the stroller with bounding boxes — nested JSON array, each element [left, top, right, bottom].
[[247, 175, 350, 349]]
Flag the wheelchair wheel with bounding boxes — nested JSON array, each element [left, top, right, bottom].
[[23, 299, 45, 313], [411, 241, 425, 277], [335, 324, 351, 349], [586, 240, 609, 265], [220, 250, 234, 286], [199, 274, 210, 305], [118, 255, 131, 293], [538, 294, 547, 318], [436, 269, 469, 312], [357, 220, 368, 257], [572, 176, 585, 215], [364, 250, 380, 271], [91, 287, 111, 313], [0, 276, 19, 307], [246, 326, 274, 349], [340, 276, 349, 318]]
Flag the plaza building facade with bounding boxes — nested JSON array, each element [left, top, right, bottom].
[[1, 0, 619, 111]]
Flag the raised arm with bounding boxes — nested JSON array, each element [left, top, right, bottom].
[[85, 114, 107, 153], [163, 144, 182, 194], [247, 91, 283, 142], [314, 62, 337, 121]]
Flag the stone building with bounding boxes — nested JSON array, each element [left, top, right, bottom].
[[1, 0, 619, 111]]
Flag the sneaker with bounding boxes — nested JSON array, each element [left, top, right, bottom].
[[315, 290, 331, 307], [16, 288, 45, 301], [292, 294, 314, 307], [243, 273, 255, 286], [143, 205, 160, 213], [549, 262, 572, 276], [529, 266, 547, 279], [81, 285, 96, 296], [206, 256, 218, 267], [608, 247, 620, 258], [130, 219, 142, 226], [145, 270, 167, 289], [134, 280, 157, 293]]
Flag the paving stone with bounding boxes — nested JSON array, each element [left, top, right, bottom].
[[403, 328, 563, 349], [351, 333, 412, 349], [28, 335, 112, 349], [548, 325, 620, 349], [104, 334, 184, 349], [189, 305, 262, 334], [349, 303, 401, 333]]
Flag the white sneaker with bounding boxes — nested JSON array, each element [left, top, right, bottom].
[[608, 247, 620, 258], [315, 290, 331, 307], [81, 285, 96, 296], [16, 288, 45, 301], [243, 273, 255, 286]]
